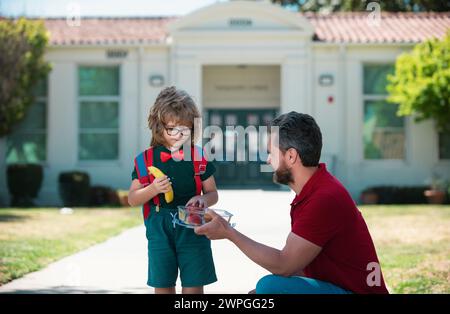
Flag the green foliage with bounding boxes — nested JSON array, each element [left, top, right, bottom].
[[272, 0, 450, 12], [0, 18, 51, 137], [387, 32, 450, 132]]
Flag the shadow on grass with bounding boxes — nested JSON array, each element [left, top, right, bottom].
[[0, 214, 29, 223]]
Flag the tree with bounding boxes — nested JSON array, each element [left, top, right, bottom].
[[272, 0, 450, 12], [0, 18, 51, 137], [386, 31, 450, 132]]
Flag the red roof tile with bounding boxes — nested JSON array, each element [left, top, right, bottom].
[[306, 12, 450, 44], [37, 12, 450, 45], [43, 17, 175, 45]]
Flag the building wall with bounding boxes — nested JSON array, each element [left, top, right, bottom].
[[311, 44, 450, 199], [202, 65, 280, 109], [0, 46, 170, 206], [1, 42, 448, 206]]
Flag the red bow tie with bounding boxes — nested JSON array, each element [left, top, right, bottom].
[[160, 150, 184, 162]]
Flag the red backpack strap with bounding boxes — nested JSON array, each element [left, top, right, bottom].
[[192, 146, 208, 196], [133, 147, 160, 220], [145, 147, 160, 208]]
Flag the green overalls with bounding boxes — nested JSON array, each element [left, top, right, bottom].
[[132, 145, 217, 288]]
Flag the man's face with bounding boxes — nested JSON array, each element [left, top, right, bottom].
[[267, 133, 294, 186]]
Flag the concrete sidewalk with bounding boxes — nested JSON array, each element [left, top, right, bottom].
[[0, 190, 294, 294]]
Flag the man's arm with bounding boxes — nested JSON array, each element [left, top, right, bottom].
[[195, 210, 322, 276]]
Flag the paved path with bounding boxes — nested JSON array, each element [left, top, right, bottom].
[[0, 190, 294, 294]]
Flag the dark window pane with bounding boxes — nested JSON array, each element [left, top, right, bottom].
[[6, 133, 46, 163], [13, 101, 46, 131], [78, 66, 119, 96], [363, 65, 394, 95], [364, 100, 405, 159], [32, 78, 48, 97], [79, 133, 118, 160], [363, 130, 405, 160], [364, 100, 404, 128], [80, 101, 118, 129], [439, 132, 450, 159]]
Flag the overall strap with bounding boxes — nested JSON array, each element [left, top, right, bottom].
[[192, 146, 208, 196]]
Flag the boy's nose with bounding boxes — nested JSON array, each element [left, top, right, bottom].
[[174, 133, 183, 140]]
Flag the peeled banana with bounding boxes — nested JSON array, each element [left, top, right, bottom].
[[148, 166, 174, 203]]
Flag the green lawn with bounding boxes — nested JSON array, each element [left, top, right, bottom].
[[0, 205, 449, 293], [0, 207, 142, 285], [360, 205, 450, 294]]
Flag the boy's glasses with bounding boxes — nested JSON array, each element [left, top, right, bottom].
[[165, 126, 192, 136]]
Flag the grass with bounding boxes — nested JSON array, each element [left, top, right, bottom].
[[360, 205, 450, 294], [0, 207, 142, 286], [0, 205, 448, 293]]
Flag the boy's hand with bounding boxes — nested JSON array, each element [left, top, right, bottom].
[[151, 176, 172, 194], [186, 195, 207, 208]]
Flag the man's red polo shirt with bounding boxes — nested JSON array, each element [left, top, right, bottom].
[[291, 163, 388, 294]]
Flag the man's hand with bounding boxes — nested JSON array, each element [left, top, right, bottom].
[[194, 210, 233, 240], [195, 212, 322, 277]]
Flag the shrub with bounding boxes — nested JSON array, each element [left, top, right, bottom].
[[360, 186, 429, 204], [0, 18, 51, 137], [6, 163, 43, 206], [89, 186, 121, 207], [58, 171, 90, 207], [387, 31, 450, 133]]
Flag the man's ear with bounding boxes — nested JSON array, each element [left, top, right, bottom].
[[286, 148, 299, 166]]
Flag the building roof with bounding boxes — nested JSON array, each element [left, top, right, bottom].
[[43, 17, 176, 45], [38, 12, 450, 46], [307, 12, 450, 44]]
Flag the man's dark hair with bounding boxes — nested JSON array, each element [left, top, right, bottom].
[[270, 111, 322, 167]]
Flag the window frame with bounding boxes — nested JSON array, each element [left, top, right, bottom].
[[362, 63, 408, 162], [76, 64, 121, 163]]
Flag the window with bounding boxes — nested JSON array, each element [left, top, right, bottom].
[[439, 132, 450, 160], [6, 79, 47, 163], [78, 66, 120, 160], [363, 65, 405, 160]]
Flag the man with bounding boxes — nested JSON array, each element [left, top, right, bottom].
[[195, 111, 389, 294]]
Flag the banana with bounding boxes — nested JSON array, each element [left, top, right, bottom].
[[148, 166, 174, 203]]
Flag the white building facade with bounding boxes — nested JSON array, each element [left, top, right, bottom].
[[1, 1, 449, 205]]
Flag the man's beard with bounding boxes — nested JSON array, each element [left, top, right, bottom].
[[273, 164, 293, 186]]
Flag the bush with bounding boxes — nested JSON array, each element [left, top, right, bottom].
[[387, 31, 450, 133], [360, 186, 429, 204], [6, 163, 43, 207], [0, 18, 51, 137], [89, 186, 120, 207], [58, 171, 90, 207]]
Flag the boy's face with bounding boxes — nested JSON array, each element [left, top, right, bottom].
[[163, 120, 192, 150]]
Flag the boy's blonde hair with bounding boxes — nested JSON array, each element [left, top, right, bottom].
[[148, 86, 200, 146]]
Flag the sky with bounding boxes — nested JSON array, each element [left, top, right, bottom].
[[0, 0, 226, 17]]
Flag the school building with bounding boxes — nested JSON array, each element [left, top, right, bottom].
[[1, 1, 449, 205]]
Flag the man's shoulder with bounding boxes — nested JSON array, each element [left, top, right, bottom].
[[315, 174, 353, 199], [302, 181, 356, 214]]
